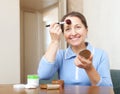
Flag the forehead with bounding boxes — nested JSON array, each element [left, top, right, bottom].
[[64, 16, 82, 27], [64, 16, 82, 22]]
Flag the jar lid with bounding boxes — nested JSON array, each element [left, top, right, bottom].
[[27, 75, 39, 79]]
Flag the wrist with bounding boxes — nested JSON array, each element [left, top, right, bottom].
[[85, 65, 94, 71], [51, 40, 60, 45], [49, 40, 60, 49]]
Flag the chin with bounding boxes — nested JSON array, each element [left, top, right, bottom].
[[68, 40, 82, 46], [70, 43, 81, 47]]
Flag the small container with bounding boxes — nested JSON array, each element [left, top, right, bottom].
[[52, 80, 64, 88], [27, 75, 39, 87], [79, 49, 91, 59], [40, 84, 61, 90]]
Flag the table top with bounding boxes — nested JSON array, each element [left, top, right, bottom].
[[0, 84, 114, 94]]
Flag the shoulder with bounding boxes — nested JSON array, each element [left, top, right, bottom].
[[92, 47, 109, 65], [87, 42, 108, 57], [94, 47, 108, 59], [87, 42, 109, 62], [57, 46, 75, 60], [57, 49, 65, 55], [57, 46, 72, 55], [55, 49, 66, 60]]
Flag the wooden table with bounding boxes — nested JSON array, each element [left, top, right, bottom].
[[0, 84, 114, 94]]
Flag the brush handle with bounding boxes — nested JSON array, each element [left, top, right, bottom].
[[46, 22, 65, 27]]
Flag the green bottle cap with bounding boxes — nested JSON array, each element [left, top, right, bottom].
[[27, 75, 39, 79]]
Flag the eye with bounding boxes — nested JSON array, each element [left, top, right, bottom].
[[65, 28, 71, 32], [76, 26, 81, 29], [75, 25, 81, 31]]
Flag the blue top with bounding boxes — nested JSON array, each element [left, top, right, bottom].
[[38, 42, 113, 86]]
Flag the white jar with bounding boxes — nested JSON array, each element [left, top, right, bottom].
[[27, 75, 39, 87]]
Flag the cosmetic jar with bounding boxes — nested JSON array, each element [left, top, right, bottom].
[[27, 75, 39, 87]]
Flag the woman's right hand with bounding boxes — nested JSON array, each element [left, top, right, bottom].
[[49, 23, 62, 43], [44, 23, 62, 62]]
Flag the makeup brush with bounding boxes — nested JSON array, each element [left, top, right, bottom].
[[46, 19, 71, 27]]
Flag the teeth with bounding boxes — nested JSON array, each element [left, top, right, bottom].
[[71, 38, 79, 40]]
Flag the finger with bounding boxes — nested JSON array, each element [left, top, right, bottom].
[[75, 56, 88, 69], [51, 24, 62, 36], [89, 54, 93, 61], [78, 55, 87, 64], [50, 22, 56, 29], [74, 57, 79, 65], [55, 25, 62, 34], [49, 23, 59, 33]]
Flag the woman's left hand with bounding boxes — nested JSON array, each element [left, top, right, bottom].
[[74, 54, 100, 86], [74, 54, 93, 70]]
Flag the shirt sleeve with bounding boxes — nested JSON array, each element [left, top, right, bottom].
[[37, 56, 57, 80], [95, 50, 113, 86], [37, 50, 63, 80]]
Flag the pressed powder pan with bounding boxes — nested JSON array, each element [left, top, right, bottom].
[[79, 49, 91, 59]]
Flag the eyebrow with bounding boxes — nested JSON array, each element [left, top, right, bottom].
[[74, 24, 81, 26], [64, 24, 81, 28], [64, 25, 71, 28]]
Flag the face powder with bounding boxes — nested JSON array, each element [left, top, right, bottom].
[[79, 49, 91, 59]]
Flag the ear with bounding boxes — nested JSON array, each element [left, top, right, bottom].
[[86, 28, 88, 32], [85, 28, 88, 39], [85, 28, 88, 36]]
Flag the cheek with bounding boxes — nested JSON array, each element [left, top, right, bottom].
[[80, 30, 88, 37], [64, 33, 69, 40], [81, 32, 87, 37], [84, 31, 88, 38]]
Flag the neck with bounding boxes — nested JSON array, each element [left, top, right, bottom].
[[71, 42, 87, 54]]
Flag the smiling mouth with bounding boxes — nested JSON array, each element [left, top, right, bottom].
[[70, 35, 81, 40], [70, 37, 80, 41]]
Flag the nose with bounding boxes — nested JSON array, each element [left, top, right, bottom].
[[71, 28, 77, 35]]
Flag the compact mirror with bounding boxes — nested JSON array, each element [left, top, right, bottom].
[[79, 49, 91, 59]]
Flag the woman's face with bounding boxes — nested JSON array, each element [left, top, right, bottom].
[[64, 16, 88, 47]]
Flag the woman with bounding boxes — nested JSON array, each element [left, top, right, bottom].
[[38, 11, 113, 86]]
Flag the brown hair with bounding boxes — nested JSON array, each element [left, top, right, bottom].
[[61, 11, 88, 32]]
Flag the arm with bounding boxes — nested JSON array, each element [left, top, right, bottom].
[[75, 54, 100, 86], [44, 23, 62, 62], [85, 64, 100, 86], [95, 51, 113, 86], [38, 23, 62, 79], [44, 41, 59, 62], [74, 50, 113, 86]]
